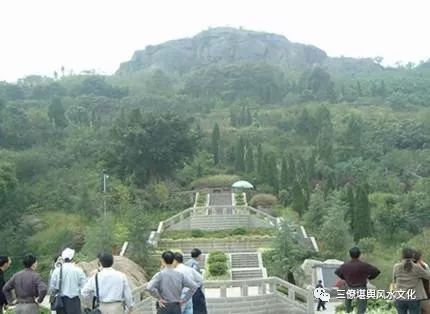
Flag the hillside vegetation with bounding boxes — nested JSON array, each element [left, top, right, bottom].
[[1, 28, 430, 287]]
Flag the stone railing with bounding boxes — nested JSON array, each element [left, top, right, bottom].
[[132, 277, 314, 313], [203, 277, 313, 313], [148, 205, 317, 252]]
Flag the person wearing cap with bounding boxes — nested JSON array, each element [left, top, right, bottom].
[[2, 253, 47, 314], [81, 253, 134, 314], [50, 248, 86, 314]]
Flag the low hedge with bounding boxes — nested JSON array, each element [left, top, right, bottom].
[[209, 261, 228, 276], [162, 228, 275, 240], [208, 251, 228, 264]]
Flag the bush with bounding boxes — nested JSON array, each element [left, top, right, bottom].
[[191, 175, 240, 189], [250, 193, 278, 208], [191, 229, 205, 238], [208, 251, 228, 264], [357, 237, 377, 253], [230, 227, 247, 235], [209, 261, 228, 276]]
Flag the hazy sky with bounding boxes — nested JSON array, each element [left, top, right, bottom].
[[1, 0, 429, 82]]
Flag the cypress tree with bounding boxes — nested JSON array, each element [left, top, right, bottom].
[[345, 185, 354, 230], [264, 153, 279, 193], [292, 180, 305, 217], [257, 143, 264, 182], [286, 155, 296, 189], [245, 146, 255, 173], [280, 157, 288, 190], [211, 123, 220, 165], [234, 137, 245, 172], [246, 107, 252, 126], [352, 183, 372, 243]]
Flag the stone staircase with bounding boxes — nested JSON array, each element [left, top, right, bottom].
[[231, 268, 264, 280], [133, 277, 314, 314], [209, 192, 232, 206], [230, 252, 265, 280], [231, 252, 260, 268], [159, 238, 272, 254], [206, 294, 305, 314]]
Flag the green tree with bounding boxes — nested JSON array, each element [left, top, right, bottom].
[[81, 215, 116, 256], [211, 123, 221, 165], [291, 180, 305, 217], [280, 157, 288, 190], [345, 185, 355, 229], [127, 206, 151, 264], [303, 187, 326, 232], [263, 153, 279, 193], [108, 112, 197, 185], [352, 184, 372, 243], [234, 137, 245, 172], [286, 155, 296, 189], [245, 146, 255, 173], [256, 143, 264, 181], [320, 201, 353, 259], [48, 97, 68, 128]]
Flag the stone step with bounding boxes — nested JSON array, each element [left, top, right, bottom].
[[159, 239, 272, 253], [231, 268, 264, 280], [206, 294, 306, 314], [209, 192, 232, 206], [231, 253, 259, 268], [138, 291, 309, 314]]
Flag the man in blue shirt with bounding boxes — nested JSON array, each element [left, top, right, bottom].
[[185, 249, 207, 314]]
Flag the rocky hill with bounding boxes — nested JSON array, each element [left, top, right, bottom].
[[116, 27, 382, 76]]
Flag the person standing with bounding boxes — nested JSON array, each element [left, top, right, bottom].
[[413, 250, 430, 314], [50, 248, 86, 314], [174, 252, 203, 314], [0, 256, 11, 314], [2, 253, 48, 314], [185, 249, 207, 314], [334, 247, 380, 314], [316, 280, 327, 311], [393, 248, 430, 314], [146, 251, 198, 314], [81, 253, 133, 314]]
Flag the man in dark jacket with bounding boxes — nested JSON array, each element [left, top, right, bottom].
[[0, 256, 11, 314], [335, 247, 380, 314], [3, 254, 47, 314]]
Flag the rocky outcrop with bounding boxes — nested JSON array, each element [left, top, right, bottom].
[[116, 27, 328, 75]]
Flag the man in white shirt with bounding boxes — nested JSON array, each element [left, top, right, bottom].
[[81, 253, 134, 314], [174, 252, 202, 314], [50, 248, 86, 314]]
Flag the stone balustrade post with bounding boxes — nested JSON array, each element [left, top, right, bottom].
[[220, 285, 227, 297], [241, 283, 248, 297]]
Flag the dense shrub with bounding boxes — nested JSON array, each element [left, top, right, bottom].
[[209, 261, 228, 276], [208, 251, 228, 264], [250, 193, 278, 208], [191, 229, 205, 238], [191, 175, 240, 189], [230, 227, 247, 235]]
